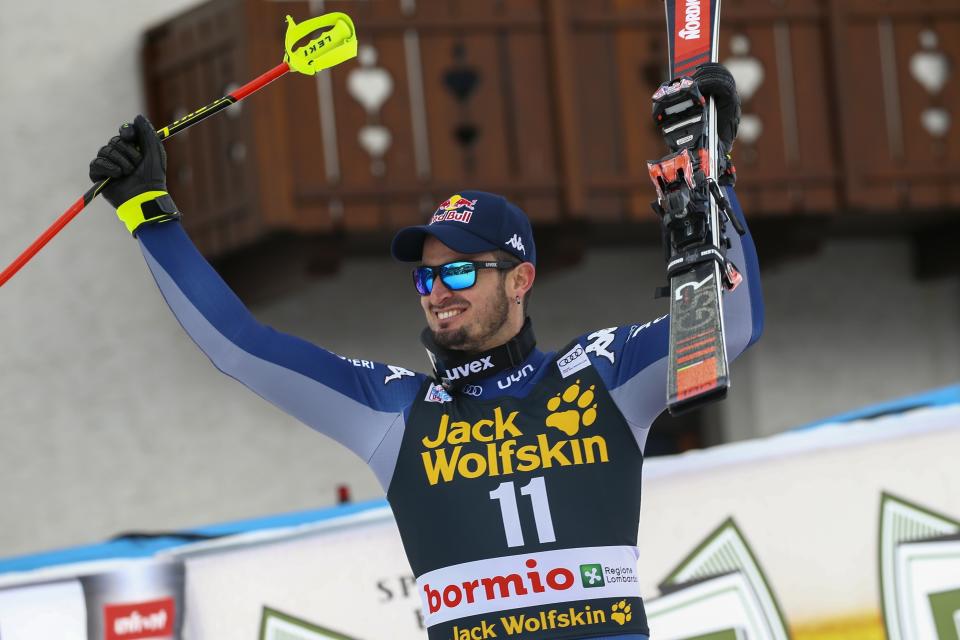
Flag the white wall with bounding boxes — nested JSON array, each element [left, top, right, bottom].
[[723, 238, 960, 439], [1, 1, 958, 559]]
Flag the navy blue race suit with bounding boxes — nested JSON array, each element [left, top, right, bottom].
[[133, 187, 762, 639]]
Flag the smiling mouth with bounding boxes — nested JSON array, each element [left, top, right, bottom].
[[436, 309, 462, 321]]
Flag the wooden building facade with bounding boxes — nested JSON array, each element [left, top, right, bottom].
[[143, 0, 960, 291]]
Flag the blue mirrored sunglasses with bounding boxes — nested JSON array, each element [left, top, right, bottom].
[[413, 260, 519, 296]]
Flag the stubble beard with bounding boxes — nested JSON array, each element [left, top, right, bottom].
[[431, 281, 510, 352]]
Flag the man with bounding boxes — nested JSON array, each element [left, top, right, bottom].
[[90, 65, 761, 640]]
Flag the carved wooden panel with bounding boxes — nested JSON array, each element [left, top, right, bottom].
[[143, 0, 960, 262]]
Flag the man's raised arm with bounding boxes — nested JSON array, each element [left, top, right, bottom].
[[569, 186, 763, 453], [89, 115, 425, 485]]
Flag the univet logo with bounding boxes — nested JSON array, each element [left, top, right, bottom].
[[423, 558, 575, 615], [444, 356, 494, 381], [103, 597, 175, 640], [419, 406, 609, 485], [678, 0, 702, 41], [505, 234, 526, 255]]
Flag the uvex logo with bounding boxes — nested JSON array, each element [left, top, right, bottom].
[[678, 0, 702, 41], [444, 356, 494, 380], [104, 597, 175, 640]]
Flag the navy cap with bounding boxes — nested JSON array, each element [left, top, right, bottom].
[[391, 190, 536, 265]]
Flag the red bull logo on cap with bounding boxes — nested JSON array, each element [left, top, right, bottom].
[[431, 194, 478, 225]]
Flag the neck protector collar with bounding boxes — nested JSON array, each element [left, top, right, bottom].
[[421, 317, 537, 392]]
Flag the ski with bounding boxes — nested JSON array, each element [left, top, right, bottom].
[[649, 0, 742, 415]]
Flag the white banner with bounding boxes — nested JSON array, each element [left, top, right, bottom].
[[0, 580, 86, 640]]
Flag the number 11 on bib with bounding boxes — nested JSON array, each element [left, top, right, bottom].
[[649, 0, 745, 415]]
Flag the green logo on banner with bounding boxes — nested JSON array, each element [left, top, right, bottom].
[[684, 630, 743, 640], [580, 563, 605, 587], [930, 588, 960, 640], [259, 607, 359, 640]]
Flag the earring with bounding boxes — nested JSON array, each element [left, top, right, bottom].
[[515, 296, 521, 305]]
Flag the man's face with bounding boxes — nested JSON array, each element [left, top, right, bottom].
[[419, 236, 511, 352]]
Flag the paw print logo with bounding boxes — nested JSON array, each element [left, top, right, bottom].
[[545, 380, 597, 436], [610, 600, 632, 625]]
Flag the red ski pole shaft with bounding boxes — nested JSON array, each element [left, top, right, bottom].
[[0, 62, 290, 289]]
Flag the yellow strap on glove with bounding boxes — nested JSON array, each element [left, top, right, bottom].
[[115, 190, 181, 235]]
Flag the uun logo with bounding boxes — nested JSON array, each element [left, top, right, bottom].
[[678, 0, 702, 41]]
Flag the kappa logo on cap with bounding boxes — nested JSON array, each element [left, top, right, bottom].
[[505, 234, 526, 255], [430, 194, 478, 225]]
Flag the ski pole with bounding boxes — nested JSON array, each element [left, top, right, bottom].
[[0, 13, 357, 289]]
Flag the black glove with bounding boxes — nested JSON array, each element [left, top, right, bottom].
[[693, 62, 740, 148], [89, 115, 179, 235], [692, 63, 739, 185]]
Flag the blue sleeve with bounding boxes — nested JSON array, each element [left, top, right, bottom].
[[135, 222, 427, 464], [575, 186, 764, 451]]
